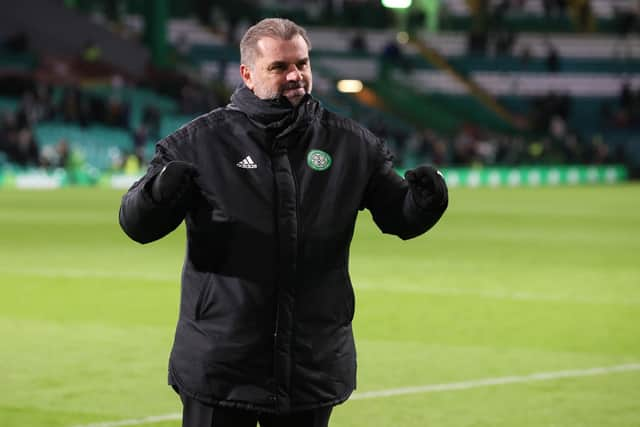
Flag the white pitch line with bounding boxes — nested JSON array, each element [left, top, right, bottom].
[[350, 363, 640, 400], [72, 414, 180, 427], [71, 363, 640, 427], [0, 267, 174, 282]]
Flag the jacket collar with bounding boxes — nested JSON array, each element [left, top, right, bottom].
[[228, 85, 315, 139]]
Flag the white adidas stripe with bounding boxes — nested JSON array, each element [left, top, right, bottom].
[[70, 362, 640, 427], [237, 155, 257, 168]]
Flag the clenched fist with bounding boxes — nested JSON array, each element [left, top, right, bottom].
[[404, 165, 448, 210], [151, 161, 199, 205]]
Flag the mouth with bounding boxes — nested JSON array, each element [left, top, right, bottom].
[[281, 83, 306, 96], [284, 87, 305, 96]]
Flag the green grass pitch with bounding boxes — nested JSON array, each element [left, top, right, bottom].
[[1, 184, 639, 427]]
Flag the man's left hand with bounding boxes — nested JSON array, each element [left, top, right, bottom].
[[404, 165, 448, 210]]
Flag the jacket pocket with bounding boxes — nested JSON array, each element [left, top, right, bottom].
[[194, 274, 216, 321], [342, 270, 355, 323]]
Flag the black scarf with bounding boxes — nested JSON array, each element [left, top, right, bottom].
[[229, 85, 312, 135]]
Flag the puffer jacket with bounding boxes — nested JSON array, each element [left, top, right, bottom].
[[119, 87, 447, 413]]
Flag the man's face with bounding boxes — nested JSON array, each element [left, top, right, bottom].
[[241, 35, 312, 107]]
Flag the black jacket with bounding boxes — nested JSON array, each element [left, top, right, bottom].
[[119, 87, 447, 413]]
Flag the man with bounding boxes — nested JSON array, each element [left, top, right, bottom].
[[119, 18, 448, 427]]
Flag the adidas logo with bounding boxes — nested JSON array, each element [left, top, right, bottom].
[[236, 155, 257, 169]]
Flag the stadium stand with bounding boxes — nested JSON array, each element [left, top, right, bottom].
[[1, 0, 639, 184]]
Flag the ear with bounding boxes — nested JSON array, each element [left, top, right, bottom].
[[240, 64, 254, 90]]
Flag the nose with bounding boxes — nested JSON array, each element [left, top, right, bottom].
[[286, 65, 302, 81]]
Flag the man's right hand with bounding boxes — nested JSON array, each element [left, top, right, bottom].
[[150, 161, 199, 204]]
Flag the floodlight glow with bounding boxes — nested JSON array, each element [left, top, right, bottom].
[[381, 0, 412, 8], [336, 80, 364, 93]]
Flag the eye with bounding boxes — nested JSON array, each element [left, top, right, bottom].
[[269, 63, 286, 72]]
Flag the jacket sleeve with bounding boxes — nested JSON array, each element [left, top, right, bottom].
[[362, 140, 447, 240], [118, 137, 189, 244]]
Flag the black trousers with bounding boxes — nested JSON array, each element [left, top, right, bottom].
[[180, 393, 333, 427]]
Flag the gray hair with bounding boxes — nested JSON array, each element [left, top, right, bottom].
[[240, 18, 312, 68]]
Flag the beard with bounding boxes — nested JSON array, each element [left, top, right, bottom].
[[254, 80, 309, 104], [280, 81, 306, 93]]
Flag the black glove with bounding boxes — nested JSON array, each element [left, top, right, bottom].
[[405, 165, 448, 210], [150, 161, 199, 204]]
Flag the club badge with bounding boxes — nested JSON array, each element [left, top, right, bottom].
[[307, 149, 332, 171]]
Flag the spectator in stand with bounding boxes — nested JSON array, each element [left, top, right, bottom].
[[571, 0, 594, 32], [561, 133, 584, 163], [123, 151, 142, 175], [604, 81, 639, 128], [407, 8, 426, 36], [55, 138, 71, 168], [491, 0, 511, 30], [430, 138, 448, 167], [543, 0, 567, 18], [81, 40, 102, 63], [142, 105, 161, 139], [545, 41, 560, 72], [349, 32, 368, 54], [61, 86, 90, 126], [0, 114, 11, 157], [495, 135, 526, 165], [620, 81, 634, 112], [613, 4, 639, 60], [16, 85, 56, 126], [6, 127, 40, 167], [132, 124, 149, 165], [409, 129, 449, 167], [586, 136, 610, 164], [517, 43, 532, 70], [104, 96, 130, 129], [41, 138, 71, 170], [378, 38, 410, 79], [634, 85, 640, 125], [452, 123, 480, 165], [494, 30, 516, 56]]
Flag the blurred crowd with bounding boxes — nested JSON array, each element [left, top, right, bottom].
[[366, 114, 617, 170], [0, 78, 132, 169], [0, 73, 623, 172], [1, 0, 637, 174], [0, 70, 230, 171]]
